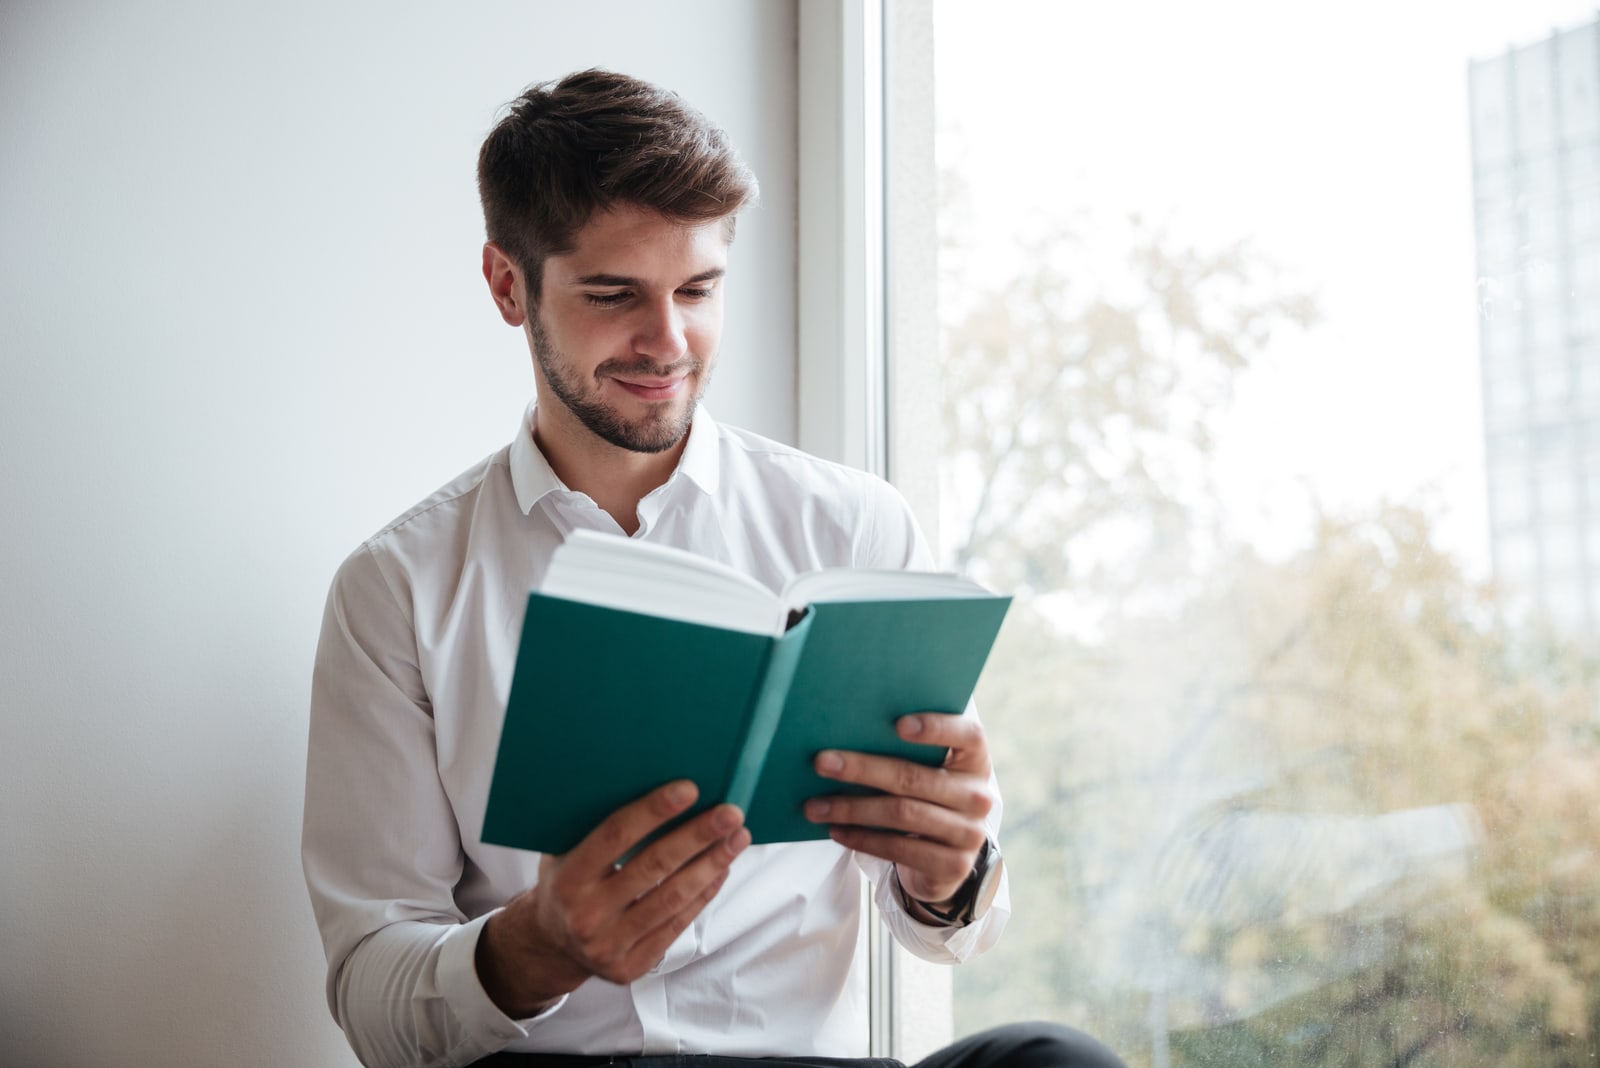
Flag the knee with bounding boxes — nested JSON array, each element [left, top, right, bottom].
[[967, 1021, 1127, 1068]]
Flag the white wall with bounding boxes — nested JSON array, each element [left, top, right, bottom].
[[0, 3, 797, 1063]]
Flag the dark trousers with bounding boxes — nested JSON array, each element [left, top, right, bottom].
[[474, 1022, 1127, 1068]]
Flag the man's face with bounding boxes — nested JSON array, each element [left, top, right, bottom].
[[529, 204, 730, 454]]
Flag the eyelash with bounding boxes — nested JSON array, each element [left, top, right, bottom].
[[582, 287, 716, 308]]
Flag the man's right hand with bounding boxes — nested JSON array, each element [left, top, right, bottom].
[[475, 780, 749, 1017]]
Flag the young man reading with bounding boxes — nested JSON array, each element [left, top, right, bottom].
[[302, 69, 1123, 1068]]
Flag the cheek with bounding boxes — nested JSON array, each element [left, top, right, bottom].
[[687, 309, 725, 356], [554, 317, 621, 361]]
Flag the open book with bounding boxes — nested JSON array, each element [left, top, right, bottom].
[[481, 529, 1011, 855]]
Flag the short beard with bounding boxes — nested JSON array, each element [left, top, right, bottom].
[[529, 313, 707, 454]]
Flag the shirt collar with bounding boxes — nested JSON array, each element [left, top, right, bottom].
[[676, 405, 722, 496], [509, 402, 722, 515], [509, 403, 563, 514]]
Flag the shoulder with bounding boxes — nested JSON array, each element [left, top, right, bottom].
[[375, 450, 509, 536], [713, 422, 873, 485], [330, 446, 514, 601], [710, 421, 928, 570]]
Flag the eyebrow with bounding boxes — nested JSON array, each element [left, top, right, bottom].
[[571, 268, 726, 288]]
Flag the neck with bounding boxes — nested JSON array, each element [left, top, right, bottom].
[[533, 405, 687, 536]]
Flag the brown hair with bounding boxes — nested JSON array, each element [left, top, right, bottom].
[[477, 69, 758, 299]]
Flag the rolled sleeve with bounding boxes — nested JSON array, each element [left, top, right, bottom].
[[880, 864, 1011, 962], [853, 843, 1011, 963]]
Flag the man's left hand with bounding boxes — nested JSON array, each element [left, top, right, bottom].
[[803, 713, 994, 908]]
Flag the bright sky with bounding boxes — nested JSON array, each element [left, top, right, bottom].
[[935, 0, 1599, 574]]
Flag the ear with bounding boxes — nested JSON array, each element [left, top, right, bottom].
[[483, 242, 529, 327]]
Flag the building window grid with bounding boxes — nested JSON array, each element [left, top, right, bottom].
[[1474, 18, 1600, 640]]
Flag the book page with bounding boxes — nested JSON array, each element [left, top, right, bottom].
[[781, 567, 992, 614], [541, 529, 780, 635]]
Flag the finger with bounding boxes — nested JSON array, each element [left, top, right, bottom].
[[607, 863, 736, 984], [609, 803, 746, 903], [813, 750, 994, 816], [826, 825, 974, 899], [608, 825, 751, 963], [564, 779, 700, 881], [804, 792, 989, 846], [896, 713, 990, 772]]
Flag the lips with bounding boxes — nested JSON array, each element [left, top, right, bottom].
[[602, 356, 699, 402], [610, 375, 688, 401]]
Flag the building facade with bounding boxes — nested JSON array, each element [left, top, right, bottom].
[[1469, 16, 1600, 639]]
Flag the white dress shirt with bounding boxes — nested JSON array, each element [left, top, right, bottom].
[[302, 404, 1009, 1068]]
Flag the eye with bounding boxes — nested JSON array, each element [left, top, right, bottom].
[[678, 285, 716, 301], [583, 291, 631, 307]]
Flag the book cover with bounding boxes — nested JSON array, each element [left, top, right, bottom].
[[480, 548, 1010, 858]]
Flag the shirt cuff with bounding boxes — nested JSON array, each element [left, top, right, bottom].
[[438, 910, 569, 1042], [868, 856, 1011, 963]]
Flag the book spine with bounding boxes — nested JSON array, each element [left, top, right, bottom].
[[723, 610, 816, 813]]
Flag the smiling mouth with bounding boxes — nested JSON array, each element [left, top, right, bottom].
[[600, 357, 699, 402], [610, 375, 688, 401]]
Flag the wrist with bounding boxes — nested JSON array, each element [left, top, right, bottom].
[[475, 908, 579, 1018], [901, 890, 960, 927], [897, 838, 1002, 928]]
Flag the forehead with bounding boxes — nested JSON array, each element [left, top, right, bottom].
[[548, 204, 731, 281]]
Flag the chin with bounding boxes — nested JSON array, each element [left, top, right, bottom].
[[598, 404, 697, 454]]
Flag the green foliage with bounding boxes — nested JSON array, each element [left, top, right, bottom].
[[953, 507, 1600, 1066]]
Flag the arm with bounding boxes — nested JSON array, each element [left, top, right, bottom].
[[304, 547, 510, 1065], [303, 547, 749, 1065]]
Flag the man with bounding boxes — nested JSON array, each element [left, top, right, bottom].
[[303, 69, 1123, 1068]]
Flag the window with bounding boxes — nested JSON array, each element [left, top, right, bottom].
[[1470, 56, 1512, 165], [1517, 51, 1558, 153], [1571, 179, 1600, 242], [1498, 528, 1540, 580], [1559, 30, 1600, 139], [1539, 454, 1579, 522], [907, 3, 1600, 1065], [1526, 192, 1566, 256], [1532, 349, 1572, 409], [1576, 244, 1600, 303], [1489, 468, 1533, 531], [1484, 362, 1528, 429]]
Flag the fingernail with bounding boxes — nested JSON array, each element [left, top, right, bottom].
[[901, 715, 924, 736], [667, 781, 696, 807], [805, 798, 831, 821], [727, 827, 752, 854], [817, 751, 844, 774], [712, 805, 742, 832]]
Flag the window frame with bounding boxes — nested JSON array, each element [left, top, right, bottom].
[[798, 0, 951, 1058]]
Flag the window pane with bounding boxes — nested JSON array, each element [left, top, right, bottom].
[[927, 3, 1600, 1065]]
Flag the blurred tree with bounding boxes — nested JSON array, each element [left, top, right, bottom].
[[936, 185, 1600, 1065], [953, 502, 1600, 1067], [1155, 507, 1600, 1068], [937, 208, 1316, 601]]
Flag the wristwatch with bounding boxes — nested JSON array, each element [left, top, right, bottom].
[[902, 838, 1004, 928]]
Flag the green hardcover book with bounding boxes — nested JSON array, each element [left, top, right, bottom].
[[480, 530, 1011, 857]]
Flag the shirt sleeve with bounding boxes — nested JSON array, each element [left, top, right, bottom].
[[302, 545, 550, 1066], [853, 782, 1012, 963], [849, 474, 1013, 962]]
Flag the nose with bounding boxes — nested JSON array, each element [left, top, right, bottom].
[[633, 296, 689, 362]]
